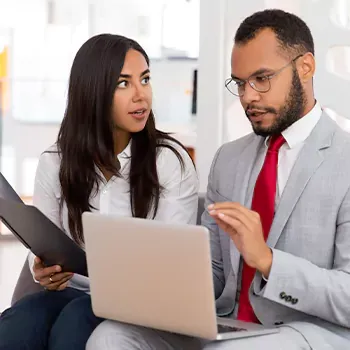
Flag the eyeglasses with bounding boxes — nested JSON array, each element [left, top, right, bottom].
[[225, 54, 303, 97]]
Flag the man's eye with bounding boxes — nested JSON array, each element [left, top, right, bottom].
[[255, 75, 269, 82], [234, 81, 245, 87]]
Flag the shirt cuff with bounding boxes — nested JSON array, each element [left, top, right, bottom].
[[27, 252, 40, 283]]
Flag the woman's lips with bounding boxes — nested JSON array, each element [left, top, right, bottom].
[[129, 109, 147, 120]]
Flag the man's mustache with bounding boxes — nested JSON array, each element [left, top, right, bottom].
[[245, 105, 277, 116]]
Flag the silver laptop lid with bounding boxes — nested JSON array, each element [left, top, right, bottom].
[[83, 213, 218, 339]]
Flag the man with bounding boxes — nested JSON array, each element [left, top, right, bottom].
[[87, 9, 350, 349]]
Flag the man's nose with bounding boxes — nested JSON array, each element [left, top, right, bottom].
[[240, 82, 261, 105]]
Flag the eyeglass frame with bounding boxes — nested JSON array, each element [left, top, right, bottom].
[[225, 54, 303, 97]]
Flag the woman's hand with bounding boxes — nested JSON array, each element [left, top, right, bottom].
[[33, 257, 74, 291]]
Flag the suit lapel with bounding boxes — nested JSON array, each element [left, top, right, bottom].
[[232, 136, 264, 205], [267, 113, 335, 248], [230, 136, 264, 275]]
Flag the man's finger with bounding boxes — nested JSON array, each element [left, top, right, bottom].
[[209, 208, 252, 231], [209, 202, 257, 218], [208, 201, 234, 210], [214, 212, 242, 232], [212, 215, 237, 233], [208, 201, 246, 211], [214, 217, 232, 234]]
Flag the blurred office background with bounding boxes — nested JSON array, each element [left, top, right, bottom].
[[1, 0, 350, 310]]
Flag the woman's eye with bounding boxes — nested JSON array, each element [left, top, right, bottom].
[[117, 80, 128, 88], [141, 76, 151, 85]]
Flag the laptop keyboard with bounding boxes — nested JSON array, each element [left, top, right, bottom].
[[217, 324, 247, 333]]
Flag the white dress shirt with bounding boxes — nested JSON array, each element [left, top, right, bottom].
[[255, 101, 322, 206], [28, 140, 199, 292]]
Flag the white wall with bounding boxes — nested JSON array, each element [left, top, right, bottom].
[[195, 0, 226, 193], [0, 0, 198, 195], [5, 0, 199, 124]]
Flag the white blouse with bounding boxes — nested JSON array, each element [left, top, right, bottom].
[[28, 140, 199, 292]]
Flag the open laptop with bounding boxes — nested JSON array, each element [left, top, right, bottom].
[[82, 213, 279, 340]]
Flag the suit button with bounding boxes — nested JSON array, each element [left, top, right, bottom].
[[279, 292, 286, 300], [292, 298, 298, 305], [286, 295, 292, 302], [274, 321, 284, 325]]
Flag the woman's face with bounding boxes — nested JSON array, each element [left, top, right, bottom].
[[111, 49, 152, 134]]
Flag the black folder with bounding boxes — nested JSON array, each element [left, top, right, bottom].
[[0, 175, 88, 276]]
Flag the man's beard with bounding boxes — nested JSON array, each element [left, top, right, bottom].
[[247, 68, 307, 137]]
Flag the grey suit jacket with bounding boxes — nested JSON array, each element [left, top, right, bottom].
[[202, 112, 350, 349]]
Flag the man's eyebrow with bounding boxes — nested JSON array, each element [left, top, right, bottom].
[[231, 68, 272, 80], [119, 69, 150, 79]]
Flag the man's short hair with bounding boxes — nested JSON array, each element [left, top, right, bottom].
[[234, 9, 314, 58]]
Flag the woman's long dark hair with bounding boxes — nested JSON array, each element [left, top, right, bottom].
[[56, 34, 191, 245]]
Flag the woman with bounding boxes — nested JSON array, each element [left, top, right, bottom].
[[0, 34, 198, 350]]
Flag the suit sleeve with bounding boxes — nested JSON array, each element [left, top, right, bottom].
[[201, 146, 226, 299], [254, 186, 350, 328]]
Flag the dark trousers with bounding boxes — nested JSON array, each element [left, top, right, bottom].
[[0, 288, 103, 350]]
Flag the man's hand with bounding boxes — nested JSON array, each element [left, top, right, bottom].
[[208, 202, 272, 278]]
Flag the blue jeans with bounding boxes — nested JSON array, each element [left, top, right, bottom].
[[0, 288, 103, 350]]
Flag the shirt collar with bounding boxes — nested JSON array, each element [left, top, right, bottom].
[[118, 140, 132, 159], [94, 140, 131, 181], [265, 101, 322, 149]]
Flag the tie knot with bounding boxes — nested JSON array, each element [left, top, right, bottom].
[[268, 134, 285, 152]]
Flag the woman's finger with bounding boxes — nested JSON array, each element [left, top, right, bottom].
[[56, 281, 69, 291], [44, 275, 73, 290], [40, 272, 73, 287]]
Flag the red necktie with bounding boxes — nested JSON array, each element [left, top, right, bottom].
[[237, 134, 285, 323]]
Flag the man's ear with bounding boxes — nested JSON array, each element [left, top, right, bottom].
[[297, 52, 315, 83]]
